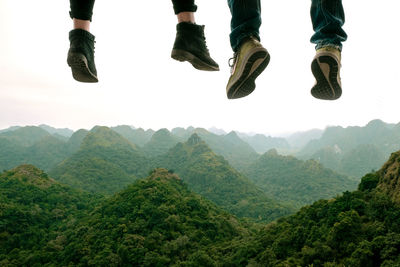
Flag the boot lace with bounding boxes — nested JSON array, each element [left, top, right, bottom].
[[228, 52, 238, 74]]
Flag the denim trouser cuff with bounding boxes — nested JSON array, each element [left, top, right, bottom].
[[69, 0, 95, 21], [230, 17, 261, 52], [69, 11, 93, 21], [315, 43, 342, 52], [172, 0, 198, 15]]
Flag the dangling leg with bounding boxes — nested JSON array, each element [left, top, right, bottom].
[[226, 0, 270, 99], [170, 0, 219, 71], [67, 0, 98, 83], [310, 0, 347, 100]]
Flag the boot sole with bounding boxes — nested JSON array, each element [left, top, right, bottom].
[[311, 56, 341, 100], [227, 50, 270, 99], [171, 49, 219, 71], [67, 52, 98, 83]]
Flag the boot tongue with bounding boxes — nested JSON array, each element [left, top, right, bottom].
[[69, 29, 95, 42], [177, 22, 204, 34]]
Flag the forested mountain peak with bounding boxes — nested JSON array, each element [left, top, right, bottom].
[[59, 169, 247, 266], [264, 148, 279, 156], [245, 150, 357, 207], [366, 119, 389, 129], [142, 128, 180, 157], [38, 124, 74, 137], [192, 127, 211, 136], [158, 135, 293, 222], [0, 126, 50, 147], [147, 168, 181, 181], [187, 133, 202, 146], [225, 130, 241, 140], [82, 126, 137, 150], [111, 126, 154, 147], [1, 164, 54, 188], [378, 150, 400, 204], [67, 129, 88, 146]]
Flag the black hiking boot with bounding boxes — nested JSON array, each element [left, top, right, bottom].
[[67, 29, 98, 83], [171, 22, 219, 71]]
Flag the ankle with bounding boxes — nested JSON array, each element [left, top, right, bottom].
[[73, 19, 91, 32], [177, 12, 195, 24]]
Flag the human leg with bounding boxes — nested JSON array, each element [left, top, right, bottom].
[[67, 0, 98, 83], [226, 0, 269, 99], [171, 0, 219, 71], [310, 0, 347, 100]]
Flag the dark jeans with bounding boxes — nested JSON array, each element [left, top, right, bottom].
[[69, 0, 197, 20], [310, 0, 347, 51], [227, 0, 347, 52], [228, 0, 262, 52], [70, 0, 347, 52]]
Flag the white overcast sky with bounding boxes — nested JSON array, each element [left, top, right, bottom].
[[1, 0, 400, 135]]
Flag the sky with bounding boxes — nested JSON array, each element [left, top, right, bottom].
[[1, 0, 400, 136]]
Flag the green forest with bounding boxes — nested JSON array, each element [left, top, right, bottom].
[[0, 122, 400, 266]]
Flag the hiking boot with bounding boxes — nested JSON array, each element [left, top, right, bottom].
[[311, 46, 342, 100], [171, 22, 219, 71], [226, 36, 270, 99], [67, 29, 98, 83]]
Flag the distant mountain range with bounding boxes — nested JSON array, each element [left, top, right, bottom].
[[1, 120, 399, 207], [3, 119, 400, 179]]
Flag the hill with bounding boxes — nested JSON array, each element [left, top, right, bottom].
[[168, 127, 260, 171], [111, 125, 154, 147], [2, 151, 400, 266], [38, 124, 74, 138], [58, 168, 250, 266], [142, 128, 180, 157], [50, 127, 151, 195], [0, 126, 78, 171], [154, 134, 294, 222], [287, 128, 324, 149], [224, 149, 400, 266], [239, 133, 290, 154], [299, 120, 400, 178], [244, 149, 357, 208], [377, 150, 400, 205], [0, 126, 51, 147], [0, 165, 100, 266]]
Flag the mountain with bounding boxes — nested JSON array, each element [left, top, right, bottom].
[[207, 126, 227, 135], [154, 134, 294, 222], [132, 127, 260, 170], [58, 168, 250, 266], [0, 126, 51, 147], [142, 128, 180, 157], [111, 125, 154, 147], [0, 126, 20, 133], [65, 128, 88, 153], [244, 149, 358, 208], [182, 129, 259, 171], [377, 150, 400, 205], [0, 126, 76, 171], [224, 151, 400, 266], [3, 150, 400, 266], [38, 124, 74, 138], [239, 133, 290, 154], [50, 127, 150, 195], [286, 128, 324, 148], [0, 165, 100, 266], [300, 120, 398, 156], [299, 120, 400, 178]]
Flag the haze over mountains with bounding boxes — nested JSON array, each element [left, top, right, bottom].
[[1, 119, 399, 179]]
